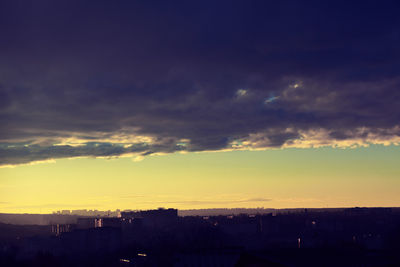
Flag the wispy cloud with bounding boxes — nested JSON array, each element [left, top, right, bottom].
[[3, 203, 102, 209], [135, 198, 272, 206]]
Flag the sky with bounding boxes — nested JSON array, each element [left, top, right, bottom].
[[1, 1, 400, 213]]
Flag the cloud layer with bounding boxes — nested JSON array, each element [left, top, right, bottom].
[[1, 1, 400, 166]]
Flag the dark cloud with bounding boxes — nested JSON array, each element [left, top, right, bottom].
[[1, 0, 400, 165]]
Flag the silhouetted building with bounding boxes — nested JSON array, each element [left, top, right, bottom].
[[3, 208, 400, 266], [121, 208, 178, 227], [76, 218, 96, 229], [76, 217, 122, 229], [51, 224, 73, 236], [97, 217, 121, 228], [61, 227, 122, 254]]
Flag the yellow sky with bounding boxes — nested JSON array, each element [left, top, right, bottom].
[[1, 146, 400, 213]]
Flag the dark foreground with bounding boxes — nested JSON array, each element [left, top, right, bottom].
[[1, 208, 400, 266]]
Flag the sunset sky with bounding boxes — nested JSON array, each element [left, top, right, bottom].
[[1, 1, 400, 213]]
